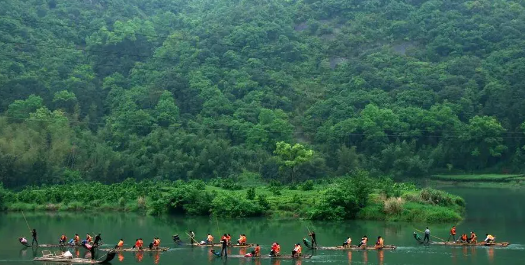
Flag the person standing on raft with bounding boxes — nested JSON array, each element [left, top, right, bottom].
[[309, 231, 317, 248], [424, 227, 431, 243], [31, 229, 38, 246], [94, 233, 102, 247], [220, 234, 228, 257], [448, 226, 457, 242]]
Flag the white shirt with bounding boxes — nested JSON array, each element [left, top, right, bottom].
[[63, 251, 73, 258]]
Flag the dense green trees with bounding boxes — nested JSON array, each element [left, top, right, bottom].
[[2, 0, 525, 188]]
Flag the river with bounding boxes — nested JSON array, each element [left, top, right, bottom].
[[1, 187, 524, 265]]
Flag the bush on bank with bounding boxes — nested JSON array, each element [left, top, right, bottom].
[[1, 172, 465, 222]]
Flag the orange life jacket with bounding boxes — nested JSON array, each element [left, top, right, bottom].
[[451, 228, 456, 235], [118, 240, 124, 247]]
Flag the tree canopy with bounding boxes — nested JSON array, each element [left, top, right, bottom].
[[1, 0, 525, 187]]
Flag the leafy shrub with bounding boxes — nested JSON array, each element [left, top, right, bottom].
[[189, 180, 206, 190], [209, 178, 241, 190], [257, 194, 270, 210], [212, 194, 263, 218], [246, 187, 256, 200], [300, 180, 314, 191]]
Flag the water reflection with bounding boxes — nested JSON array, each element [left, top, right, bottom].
[[153, 252, 160, 264], [118, 252, 124, 262], [135, 251, 143, 262], [363, 250, 368, 263], [19, 248, 27, 258], [487, 247, 494, 264], [347, 251, 352, 263], [378, 250, 384, 265]]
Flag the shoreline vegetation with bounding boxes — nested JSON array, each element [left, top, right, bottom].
[[0, 171, 464, 223], [429, 174, 525, 189]]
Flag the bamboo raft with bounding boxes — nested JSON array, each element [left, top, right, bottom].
[[99, 247, 169, 252], [21, 242, 104, 248], [34, 250, 116, 263], [188, 243, 254, 248], [317, 245, 397, 250], [432, 242, 510, 247], [228, 254, 313, 259]]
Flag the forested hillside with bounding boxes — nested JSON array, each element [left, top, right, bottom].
[[1, 0, 525, 188]]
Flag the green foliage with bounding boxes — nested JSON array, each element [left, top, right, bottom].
[[2, 0, 525, 204], [246, 187, 256, 200], [300, 180, 314, 191], [274, 142, 314, 183], [432, 174, 525, 182], [212, 193, 264, 218]]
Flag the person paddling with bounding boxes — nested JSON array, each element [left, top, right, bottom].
[[94, 233, 102, 247], [309, 231, 317, 248], [424, 227, 430, 243], [31, 229, 38, 246], [74, 234, 80, 245], [189, 231, 196, 245], [460, 234, 468, 243]]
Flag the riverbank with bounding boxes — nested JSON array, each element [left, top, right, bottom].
[[429, 174, 525, 188], [0, 174, 464, 223]]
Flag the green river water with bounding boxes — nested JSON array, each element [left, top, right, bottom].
[[1, 187, 524, 265]]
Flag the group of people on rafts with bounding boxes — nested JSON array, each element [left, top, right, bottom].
[[414, 226, 497, 244], [204, 231, 317, 258], [192, 232, 249, 246], [19, 230, 102, 248], [341, 235, 385, 249]]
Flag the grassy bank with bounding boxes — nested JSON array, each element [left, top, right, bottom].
[[429, 174, 525, 188], [432, 174, 525, 182], [0, 173, 465, 223]]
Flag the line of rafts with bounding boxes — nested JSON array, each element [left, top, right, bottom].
[[28, 238, 512, 263], [430, 241, 510, 247]]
